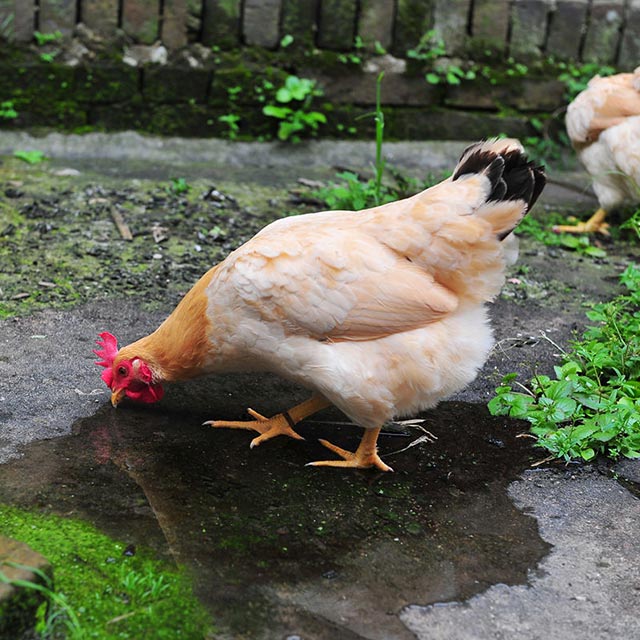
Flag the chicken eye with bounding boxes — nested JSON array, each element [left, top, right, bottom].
[[118, 366, 127, 376]]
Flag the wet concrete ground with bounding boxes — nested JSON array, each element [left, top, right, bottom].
[[1, 133, 639, 639]]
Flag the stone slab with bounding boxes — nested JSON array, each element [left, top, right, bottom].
[[317, 0, 357, 51], [281, 0, 318, 49], [619, 0, 640, 69], [0, 536, 52, 639], [201, 0, 241, 49], [582, 0, 624, 63], [509, 0, 554, 59], [81, 0, 119, 36], [162, 0, 188, 49], [433, 0, 471, 55], [243, 0, 282, 49], [358, 0, 395, 51], [39, 0, 76, 38], [122, 0, 160, 45], [392, 0, 435, 57], [546, 0, 589, 60], [472, 0, 510, 49]]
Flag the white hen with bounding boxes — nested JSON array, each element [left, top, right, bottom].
[[556, 67, 640, 234]]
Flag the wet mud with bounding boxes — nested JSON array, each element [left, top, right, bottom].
[[0, 398, 549, 639]]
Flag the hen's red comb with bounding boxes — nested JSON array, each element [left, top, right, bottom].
[[94, 332, 119, 368]]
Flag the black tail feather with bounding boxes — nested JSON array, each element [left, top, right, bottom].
[[453, 140, 547, 234]]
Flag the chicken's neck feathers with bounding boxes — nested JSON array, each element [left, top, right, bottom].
[[118, 265, 219, 382]]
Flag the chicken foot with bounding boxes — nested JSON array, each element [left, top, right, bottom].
[[552, 207, 610, 235], [204, 395, 330, 449], [307, 427, 393, 472]]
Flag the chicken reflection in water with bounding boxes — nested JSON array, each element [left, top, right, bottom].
[[0, 397, 549, 640]]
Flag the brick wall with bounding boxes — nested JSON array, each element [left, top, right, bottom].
[[1, 0, 638, 66], [0, 1, 636, 140]]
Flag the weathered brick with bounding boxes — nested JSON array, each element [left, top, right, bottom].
[[74, 64, 140, 102], [122, 0, 160, 45], [445, 76, 564, 111], [14, 0, 35, 42], [317, 0, 357, 51], [358, 0, 394, 51], [281, 0, 318, 49], [243, 0, 281, 49], [82, 0, 119, 35], [0, 536, 52, 640], [162, 0, 188, 49], [0, 0, 13, 41], [433, 0, 470, 55], [186, 0, 203, 40], [618, 0, 640, 68], [582, 0, 624, 63], [392, 0, 435, 56], [39, 0, 76, 37], [386, 107, 532, 140], [546, 0, 589, 60], [509, 0, 553, 59], [201, 0, 241, 49], [143, 65, 210, 102], [320, 70, 441, 106], [471, 0, 510, 50]]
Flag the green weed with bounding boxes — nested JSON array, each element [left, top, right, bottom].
[[556, 60, 616, 101], [218, 113, 241, 140], [515, 214, 607, 258], [262, 75, 326, 142], [34, 30, 62, 46], [489, 264, 640, 463], [14, 150, 46, 164], [0, 100, 17, 120], [408, 31, 475, 85], [168, 177, 190, 195]]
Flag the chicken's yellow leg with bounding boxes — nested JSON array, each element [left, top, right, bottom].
[[552, 208, 610, 235], [204, 395, 330, 449], [307, 427, 393, 472]]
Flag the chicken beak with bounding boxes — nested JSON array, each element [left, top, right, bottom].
[[111, 388, 126, 407]]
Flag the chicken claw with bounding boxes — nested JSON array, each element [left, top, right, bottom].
[[552, 208, 610, 235], [204, 395, 330, 449], [307, 427, 393, 472], [204, 409, 305, 448]]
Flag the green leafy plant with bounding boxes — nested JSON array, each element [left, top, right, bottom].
[[218, 113, 241, 140], [489, 264, 640, 462], [407, 31, 475, 85], [516, 214, 607, 258], [14, 150, 46, 164], [262, 75, 326, 142], [168, 177, 190, 195], [280, 34, 294, 48], [556, 61, 616, 101], [338, 36, 365, 65], [34, 30, 62, 46], [622, 207, 640, 239], [521, 117, 570, 165], [406, 30, 446, 63], [0, 99, 17, 119]]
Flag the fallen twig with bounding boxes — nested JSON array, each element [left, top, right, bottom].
[[110, 207, 133, 241]]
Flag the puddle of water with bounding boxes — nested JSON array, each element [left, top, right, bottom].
[[0, 400, 549, 640]]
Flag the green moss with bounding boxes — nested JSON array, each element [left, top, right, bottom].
[[0, 504, 214, 639]]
